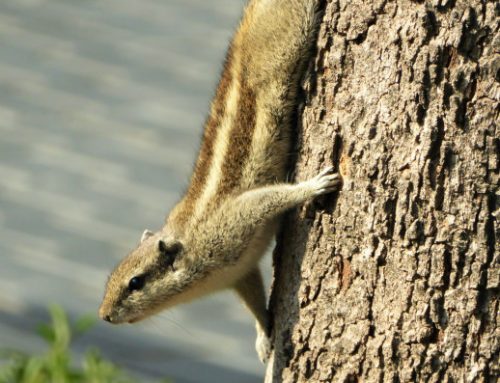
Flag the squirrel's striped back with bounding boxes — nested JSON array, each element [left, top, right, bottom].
[[169, 0, 321, 231]]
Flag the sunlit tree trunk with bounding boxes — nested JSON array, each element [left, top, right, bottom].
[[266, 0, 499, 382]]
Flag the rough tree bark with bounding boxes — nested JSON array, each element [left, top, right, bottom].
[[266, 1, 498, 382]]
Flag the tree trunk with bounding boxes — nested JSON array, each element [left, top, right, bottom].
[[266, 1, 498, 382]]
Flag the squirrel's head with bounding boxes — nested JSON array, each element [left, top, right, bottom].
[[99, 229, 198, 324]]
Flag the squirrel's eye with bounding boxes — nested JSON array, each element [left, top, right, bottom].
[[128, 276, 145, 292]]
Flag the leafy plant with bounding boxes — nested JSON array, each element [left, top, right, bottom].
[[0, 305, 157, 383]]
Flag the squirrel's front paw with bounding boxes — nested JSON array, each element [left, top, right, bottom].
[[310, 166, 342, 196], [255, 329, 272, 363]]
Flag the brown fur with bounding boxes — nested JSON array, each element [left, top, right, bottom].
[[99, 0, 337, 363], [168, 46, 235, 228], [214, 75, 256, 201]]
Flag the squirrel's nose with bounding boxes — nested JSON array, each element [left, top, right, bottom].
[[98, 305, 114, 323]]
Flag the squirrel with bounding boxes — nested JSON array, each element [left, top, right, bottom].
[[99, 0, 340, 363]]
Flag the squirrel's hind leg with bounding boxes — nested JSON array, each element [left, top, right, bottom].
[[234, 267, 272, 363]]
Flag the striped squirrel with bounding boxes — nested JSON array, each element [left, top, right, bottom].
[[99, 0, 340, 363]]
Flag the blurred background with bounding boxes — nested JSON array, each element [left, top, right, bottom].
[[0, 0, 273, 382]]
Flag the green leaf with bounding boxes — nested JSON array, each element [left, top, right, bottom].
[[20, 356, 46, 383], [74, 314, 96, 335], [36, 323, 55, 344], [48, 304, 71, 351]]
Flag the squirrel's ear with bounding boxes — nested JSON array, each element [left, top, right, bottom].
[[158, 239, 183, 255], [141, 229, 154, 243], [158, 239, 183, 270]]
